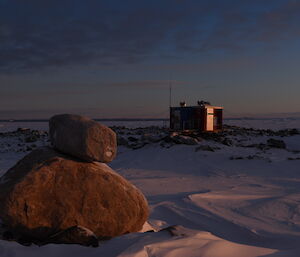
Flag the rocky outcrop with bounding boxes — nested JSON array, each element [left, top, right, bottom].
[[49, 114, 117, 162], [0, 147, 149, 241]]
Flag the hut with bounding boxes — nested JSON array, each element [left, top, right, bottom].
[[170, 101, 223, 132]]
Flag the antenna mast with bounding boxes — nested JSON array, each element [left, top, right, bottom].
[[169, 76, 172, 108]]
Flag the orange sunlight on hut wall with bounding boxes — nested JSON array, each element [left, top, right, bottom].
[[170, 101, 223, 132]]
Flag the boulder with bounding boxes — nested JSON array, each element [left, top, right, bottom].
[[0, 147, 149, 241], [49, 114, 117, 162]]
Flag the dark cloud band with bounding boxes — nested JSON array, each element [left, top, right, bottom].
[[0, 0, 299, 74]]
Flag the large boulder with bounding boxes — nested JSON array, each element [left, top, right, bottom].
[[49, 114, 117, 162], [0, 147, 149, 241]]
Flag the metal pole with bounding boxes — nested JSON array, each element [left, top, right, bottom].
[[169, 81, 172, 108], [169, 77, 172, 130]]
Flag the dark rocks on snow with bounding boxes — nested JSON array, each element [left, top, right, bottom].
[[221, 138, 233, 146], [241, 140, 287, 151], [195, 145, 220, 152], [230, 155, 266, 161], [142, 133, 165, 143], [172, 135, 199, 145], [112, 125, 280, 149], [0, 147, 149, 242], [267, 138, 286, 149], [0, 129, 48, 154], [159, 141, 174, 148], [2, 226, 99, 247], [230, 156, 244, 160], [45, 226, 99, 247], [117, 136, 128, 146], [162, 133, 199, 145], [287, 157, 300, 160], [243, 143, 269, 151], [160, 225, 190, 237], [128, 136, 138, 142], [17, 128, 31, 132], [128, 142, 148, 150], [49, 114, 117, 163], [25, 135, 38, 143]]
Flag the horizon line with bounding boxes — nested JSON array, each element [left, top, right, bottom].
[[1, 116, 300, 123]]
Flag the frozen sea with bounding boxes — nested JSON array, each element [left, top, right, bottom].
[[0, 117, 300, 132]]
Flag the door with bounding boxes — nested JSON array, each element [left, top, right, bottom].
[[206, 108, 214, 131]]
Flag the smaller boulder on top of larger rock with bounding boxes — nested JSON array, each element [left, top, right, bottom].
[[49, 114, 117, 162]]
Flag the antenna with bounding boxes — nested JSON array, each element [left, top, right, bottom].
[[169, 74, 172, 108], [168, 75, 172, 129], [169, 81, 172, 108]]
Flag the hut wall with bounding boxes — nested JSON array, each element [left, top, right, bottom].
[[170, 106, 222, 132]]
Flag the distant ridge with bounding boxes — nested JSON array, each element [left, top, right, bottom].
[[225, 117, 300, 120], [1, 117, 300, 123], [0, 118, 169, 123]]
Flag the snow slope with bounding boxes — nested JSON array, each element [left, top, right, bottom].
[[0, 120, 300, 257]]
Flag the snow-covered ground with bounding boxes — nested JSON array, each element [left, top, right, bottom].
[[0, 119, 300, 257]]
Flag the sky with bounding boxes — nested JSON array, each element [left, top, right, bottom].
[[0, 0, 300, 119]]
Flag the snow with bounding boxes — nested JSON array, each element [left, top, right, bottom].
[[0, 119, 300, 256]]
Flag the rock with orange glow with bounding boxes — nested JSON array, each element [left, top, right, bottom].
[[0, 147, 149, 241]]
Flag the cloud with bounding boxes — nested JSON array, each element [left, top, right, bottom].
[[195, 0, 300, 52], [145, 56, 258, 73], [0, 89, 91, 98], [0, 0, 300, 74]]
